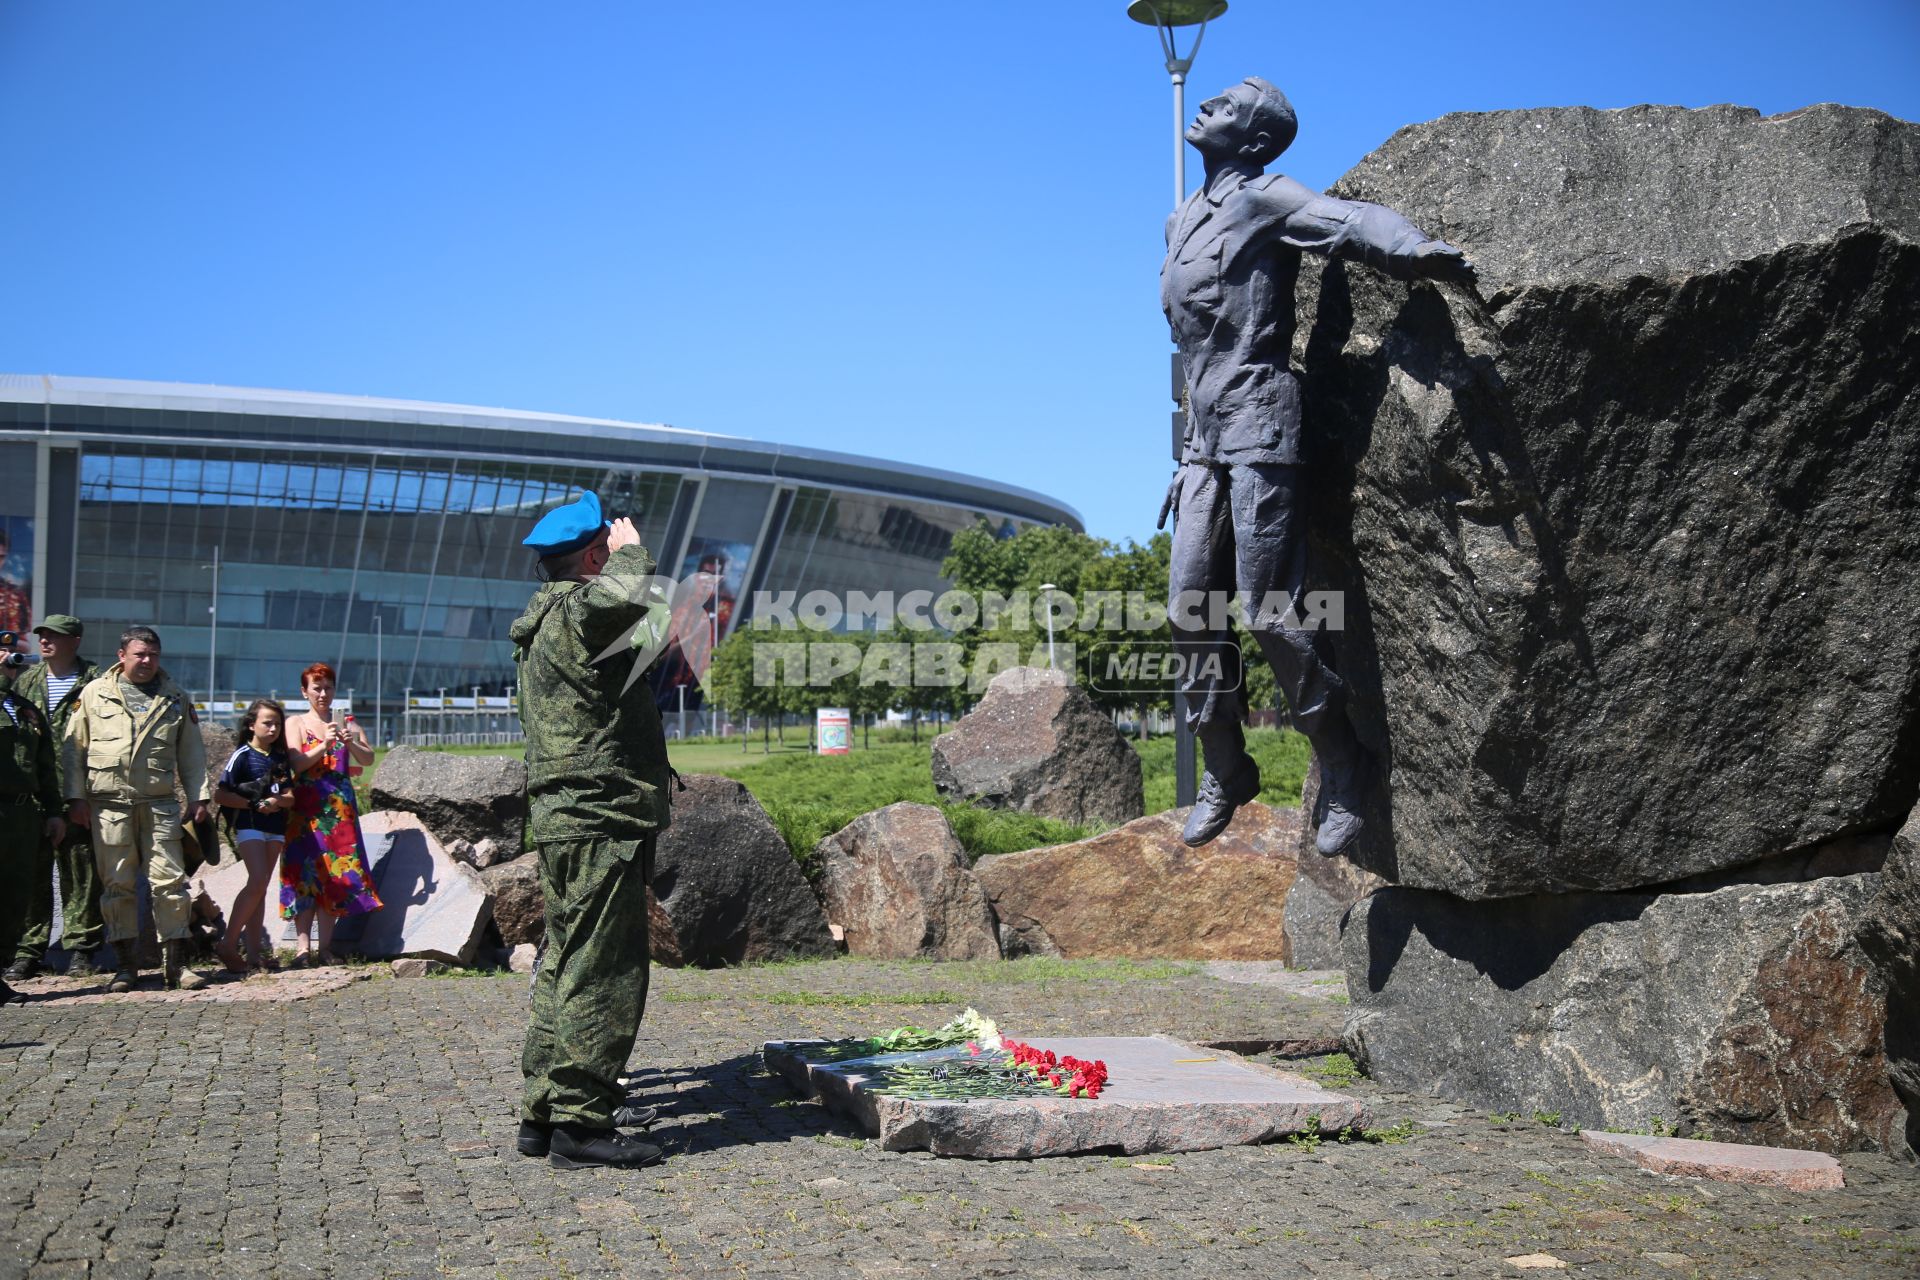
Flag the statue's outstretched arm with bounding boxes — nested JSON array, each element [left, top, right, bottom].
[[1258, 176, 1474, 283]]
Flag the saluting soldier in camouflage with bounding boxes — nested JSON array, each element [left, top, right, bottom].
[[0, 670, 66, 1005], [511, 491, 672, 1170], [11, 616, 107, 977], [62, 626, 214, 993]]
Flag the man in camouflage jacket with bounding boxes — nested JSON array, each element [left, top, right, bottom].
[[511, 492, 672, 1170], [12, 617, 106, 975], [0, 671, 66, 1004]]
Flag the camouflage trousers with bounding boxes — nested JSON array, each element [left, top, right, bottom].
[[520, 836, 653, 1128], [17, 832, 105, 961]]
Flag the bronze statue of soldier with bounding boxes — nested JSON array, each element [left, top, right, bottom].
[[1160, 77, 1473, 853]]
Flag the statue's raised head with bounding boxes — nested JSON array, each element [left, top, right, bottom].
[[1239, 77, 1297, 163]]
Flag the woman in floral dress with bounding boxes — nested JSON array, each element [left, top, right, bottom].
[[282, 662, 382, 964]]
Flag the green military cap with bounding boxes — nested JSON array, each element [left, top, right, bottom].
[[32, 614, 83, 637]]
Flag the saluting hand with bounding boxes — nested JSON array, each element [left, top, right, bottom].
[[607, 517, 640, 554]]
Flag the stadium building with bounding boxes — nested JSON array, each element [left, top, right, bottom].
[[0, 375, 1080, 730]]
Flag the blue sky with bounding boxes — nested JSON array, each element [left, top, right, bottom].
[[3, 1, 1916, 543]]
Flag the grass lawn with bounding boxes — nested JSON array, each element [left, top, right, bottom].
[[368, 726, 1311, 867]]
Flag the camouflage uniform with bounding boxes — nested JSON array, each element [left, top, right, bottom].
[[62, 667, 209, 945], [13, 658, 105, 960], [511, 542, 673, 1129], [0, 677, 62, 967]]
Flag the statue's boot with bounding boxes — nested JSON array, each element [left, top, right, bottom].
[[1182, 723, 1261, 847], [1314, 725, 1376, 856]]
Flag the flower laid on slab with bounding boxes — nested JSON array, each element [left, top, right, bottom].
[[799, 1007, 1001, 1063], [998, 1037, 1109, 1099], [799, 1014, 1112, 1102]]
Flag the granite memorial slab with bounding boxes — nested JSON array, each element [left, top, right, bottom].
[[1580, 1130, 1846, 1191], [763, 1034, 1369, 1158]]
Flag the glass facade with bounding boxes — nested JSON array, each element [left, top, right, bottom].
[[76, 443, 686, 700]]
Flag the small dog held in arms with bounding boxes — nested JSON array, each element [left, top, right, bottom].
[[226, 760, 294, 818]]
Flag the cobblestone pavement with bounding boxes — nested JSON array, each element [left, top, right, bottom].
[[1, 957, 1913, 1279]]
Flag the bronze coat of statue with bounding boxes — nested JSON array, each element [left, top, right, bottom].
[[1159, 77, 1472, 853]]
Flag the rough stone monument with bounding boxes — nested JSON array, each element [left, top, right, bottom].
[[1292, 102, 1919, 1157], [1292, 104, 1919, 896]]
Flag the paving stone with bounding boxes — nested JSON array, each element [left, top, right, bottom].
[[1580, 1129, 1847, 1190], [0, 959, 1911, 1276]]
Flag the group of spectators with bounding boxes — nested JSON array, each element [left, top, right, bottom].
[[0, 616, 383, 998]]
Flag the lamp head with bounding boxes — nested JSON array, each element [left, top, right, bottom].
[[1126, 1, 1227, 27]]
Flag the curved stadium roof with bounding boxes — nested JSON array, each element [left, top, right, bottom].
[[0, 374, 1084, 531]]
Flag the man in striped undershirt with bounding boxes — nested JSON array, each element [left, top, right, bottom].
[[12, 616, 107, 978]]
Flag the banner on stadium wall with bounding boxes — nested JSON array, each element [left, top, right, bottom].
[[816, 707, 851, 756]]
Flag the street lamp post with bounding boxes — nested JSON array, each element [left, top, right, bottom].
[[1039, 583, 1058, 671], [1130, 0, 1225, 809], [202, 544, 220, 711], [374, 612, 384, 747]]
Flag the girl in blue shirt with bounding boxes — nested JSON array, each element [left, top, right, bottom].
[[212, 699, 295, 974]]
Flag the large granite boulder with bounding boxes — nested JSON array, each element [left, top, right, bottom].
[[1858, 806, 1920, 1159], [931, 667, 1143, 826], [974, 802, 1297, 960], [1342, 872, 1909, 1157], [481, 855, 544, 948], [367, 746, 526, 852], [649, 775, 835, 967], [329, 811, 494, 965], [1284, 759, 1388, 968], [1292, 104, 1920, 896], [815, 803, 1000, 961]]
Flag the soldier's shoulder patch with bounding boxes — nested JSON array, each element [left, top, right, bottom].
[[177, 694, 198, 724]]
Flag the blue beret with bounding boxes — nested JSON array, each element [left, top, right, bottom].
[[522, 491, 608, 556]]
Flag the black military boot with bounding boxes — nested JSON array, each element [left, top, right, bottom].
[[516, 1120, 552, 1158], [107, 967, 140, 994], [548, 1124, 664, 1170], [520, 1104, 657, 1157], [4, 957, 39, 981]]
